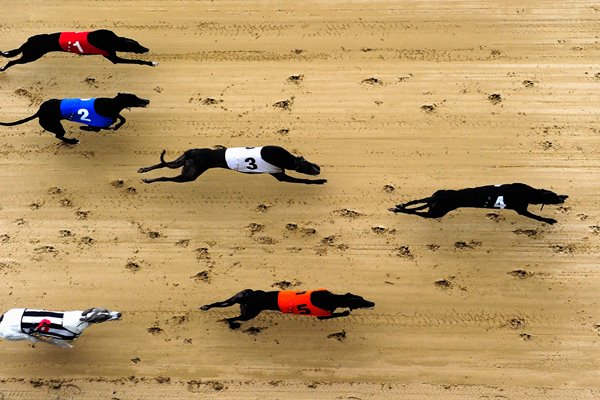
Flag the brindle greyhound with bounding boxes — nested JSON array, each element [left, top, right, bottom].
[[389, 183, 568, 224], [0, 29, 157, 71], [200, 288, 375, 329], [138, 146, 327, 185], [0, 307, 121, 349], [0, 93, 149, 144]]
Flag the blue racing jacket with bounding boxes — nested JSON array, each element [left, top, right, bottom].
[[59, 98, 115, 128]]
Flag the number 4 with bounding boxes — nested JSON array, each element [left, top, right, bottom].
[[494, 196, 506, 209]]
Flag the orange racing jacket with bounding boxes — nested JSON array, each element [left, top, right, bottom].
[[277, 289, 332, 317]]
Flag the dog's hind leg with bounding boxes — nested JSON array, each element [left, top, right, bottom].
[[39, 118, 78, 145], [138, 151, 188, 173], [0, 47, 23, 58], [223, 304, 263, 329], [200, 289, 254, 311], [395, 197, 433, 209], [0, 48, 46, 72], [141, 175, 197, 184], [140, 161, 206, 184]]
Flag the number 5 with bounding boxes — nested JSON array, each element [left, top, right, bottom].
[[296, 304, 311, 314], [77, 109, 92, 122]]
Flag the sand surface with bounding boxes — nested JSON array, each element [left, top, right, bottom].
[[1, 1, 600, 399]]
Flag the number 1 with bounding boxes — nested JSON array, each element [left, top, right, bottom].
[[73, 41, 84, 53]]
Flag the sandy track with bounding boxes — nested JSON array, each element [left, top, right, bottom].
[[1, 1, 600, 399]]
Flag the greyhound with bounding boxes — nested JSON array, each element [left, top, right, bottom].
[[0, 307, 121, 348], [200, 288, 375, 329], [138, 146, 327, 185], [389, 183, 568, 224], [0, 29, 158, 71], [0, 93, 149, 144]]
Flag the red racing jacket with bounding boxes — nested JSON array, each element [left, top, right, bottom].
[[58, 32, 109, 56]]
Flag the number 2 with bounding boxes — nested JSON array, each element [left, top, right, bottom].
[[245, 157, 258, 170], [77, 109, 91, 122], [493, 196, 506, 209], [73, 40, 84, 53]]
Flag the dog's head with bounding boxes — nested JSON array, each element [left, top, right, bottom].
[[532, 189, 568, 205], [80, 308, 121, 324], [343, 293, 375, 310], [116, 38, 149, 54], [116, 93, 150, 108]]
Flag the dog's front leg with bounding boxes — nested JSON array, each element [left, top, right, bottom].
[[317, 311, 350, 320], [516, 209, 557, 224], [112, 115, 126, 130], [104, 54, 158, 67], [29, 333, 73, 348], [271, 172, 327, 185]]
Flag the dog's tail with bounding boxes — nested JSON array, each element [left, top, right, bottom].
[[0, 112, 39, 126], [159, 149, 168, 165], [159, 149, 187, 168], [0, 48, 22, 58]]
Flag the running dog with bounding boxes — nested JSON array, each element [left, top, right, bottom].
[[138, 146, 327, 185], [0, 307, 121, 348], [0, 29, 157, 71], [200, 288, 375, 329], [0, 93, 149, 144], [389, 183, 568, 224]]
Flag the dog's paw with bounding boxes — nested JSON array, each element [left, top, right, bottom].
[[141, 178, 151, 184], [151, 61, 159, 67], [545, 218, 557, 225], [137, 167, 147, 173], [228, 322, 241, 330], [199, 305, 210, 311], [388, 207, 399, 213], [311, 179, 327, 185], [63, 138, 79, 145]]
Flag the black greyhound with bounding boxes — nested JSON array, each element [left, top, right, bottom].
[[0, 29, 157, 72], [0, 93, 149, 144], [389, 183, 568, 224], [200, 288, 375, 329], [138, 146, 327, 185]]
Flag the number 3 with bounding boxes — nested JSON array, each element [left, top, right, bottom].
[[77, 109, 92, 122], [493, 196, 506, 209], [245, 157, 258, 170]]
